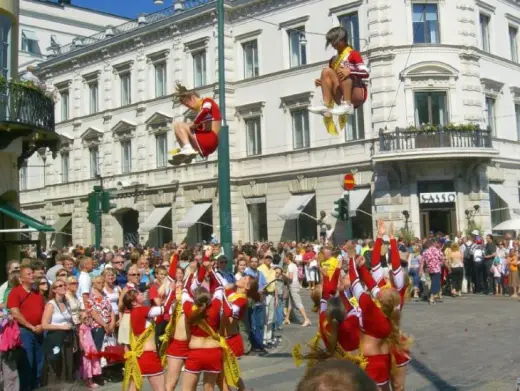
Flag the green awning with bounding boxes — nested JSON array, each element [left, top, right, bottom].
[[0, 204, 55, 232]]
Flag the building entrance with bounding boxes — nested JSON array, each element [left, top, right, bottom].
[[418, 181, 457, 237], [421, 208, 456, 237]]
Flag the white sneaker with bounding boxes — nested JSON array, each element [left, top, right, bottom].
[[308, 105, 331, 116], [179, 145, 198, 157], [330, 103, 354, 116]]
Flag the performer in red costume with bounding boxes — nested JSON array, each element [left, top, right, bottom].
[[170, 83, 222, 165], [308, 26, 369, 135], [369, 219, 411, 391], [181, 259, 225, 391], [123, 288, 176, 391], [348, 256, 406, 391]]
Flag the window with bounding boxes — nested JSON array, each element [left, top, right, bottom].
[[21, 30, 40, 54], [510, 26, 518, 62], [60, 91, 69, 121], [193, 51, 206, 88], [485, 96, 496, 136], [155, 63, 166, 97], [480, 13, 491, 52], [89, 82, 98, 114], [345, 107, 365, 141], [19, 161, 27, 191], [61, 153, 69, 183], [292, 110, 310, 149], [245, 117, 262, 156], [414, 91, 447, 126], [248, 202, 268, 241], [0, 15, 11, 78], [288, 27, 307, 67], [120, 73, 131, 106], [156, 133, 168, 168], [243, 40, 259, 78], [121, 141, 132, 174], [412, 4, 440, 44], [516, 104, 520, 141], [90, 147, 99, 178], [339, 13, 360, 50]]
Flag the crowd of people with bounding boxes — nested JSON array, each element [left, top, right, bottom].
[[0, 223, 516, 391]]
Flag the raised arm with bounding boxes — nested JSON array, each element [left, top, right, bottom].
[[371, 219, 386, 288], [193, 100, 213, 126]]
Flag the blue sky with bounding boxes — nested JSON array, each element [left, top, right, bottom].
[[72, 0, 172, 19]]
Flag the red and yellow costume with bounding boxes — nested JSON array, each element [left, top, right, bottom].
[[192, 97, 221, 157], [328, 48, 369, 108], [222, 287, 248, 358]]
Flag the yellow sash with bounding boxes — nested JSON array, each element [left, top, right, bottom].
[[228, 292, 247, 303], [123, 323, 155, 391], [331, 46, 353, 71], [195, 319, 241, 388], [159, 296, 183, 367]]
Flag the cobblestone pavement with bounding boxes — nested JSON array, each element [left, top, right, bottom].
[[72, 293, 520, 390]]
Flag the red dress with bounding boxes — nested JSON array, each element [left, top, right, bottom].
[[193, 97, 221, 157]]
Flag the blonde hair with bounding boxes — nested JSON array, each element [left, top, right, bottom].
[[450, 242, 460, 252], [49, 279, 65, 301], [378, 289, 408, 352], [173, 82, 198, 104]]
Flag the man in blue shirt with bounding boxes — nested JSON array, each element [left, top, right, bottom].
[[216, 255, 236, 285], [245, 256, 267, 354]]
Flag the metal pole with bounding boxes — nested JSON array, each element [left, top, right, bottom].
[[346, 191, 353, 240], [216, 0, 233, 270], [95, 188, 102, 250]]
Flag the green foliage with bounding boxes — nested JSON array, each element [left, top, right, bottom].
[[465, 219, 483, 237], [399, 227, 416, 243], [405, 122, 480, 132]]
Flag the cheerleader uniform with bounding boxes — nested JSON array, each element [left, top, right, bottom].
[[222, 287, 248, 358], [318, 296, 360, 354], [349, 258, 392, 387], [183, 268, 224, 374]]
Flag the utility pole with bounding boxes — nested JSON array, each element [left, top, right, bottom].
[[216, 0, 233, 270]]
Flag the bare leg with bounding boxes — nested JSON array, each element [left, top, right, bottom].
[[390, 365, 407, 391], [339, 78, 353, 104], [173, 121, 192, 148], [127, 381, 137, 391], [203, 372, 219, 391], [320, 68, 342, 105], [149, 374, 167, 391], [379, 383, 391, 391], [217, 372, 228, 391], [182, 372, 200, 391], [166, 357, 184, 391]]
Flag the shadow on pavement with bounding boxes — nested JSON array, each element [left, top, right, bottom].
[[410, 356, 459, 391]]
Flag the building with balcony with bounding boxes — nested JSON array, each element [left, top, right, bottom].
[[1, 0, 58, 272], [18, 0, 128, 71], [18, 0, 520, 248]]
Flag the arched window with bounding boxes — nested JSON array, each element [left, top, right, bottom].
[[0, 14, 12, 79]]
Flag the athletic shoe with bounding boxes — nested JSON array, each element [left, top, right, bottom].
[[308, 105, 331, 116], [330, 103, 354, 116]]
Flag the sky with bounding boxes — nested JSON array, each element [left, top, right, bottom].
[[71, 0, 172, 19]]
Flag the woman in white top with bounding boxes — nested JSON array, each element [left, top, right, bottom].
[[65, 276, 81, 326], [42, 280, 80, 384], [103, 268, 121, 319], [234, 257, 247, 281]]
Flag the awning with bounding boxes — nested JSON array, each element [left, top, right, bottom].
[[278, 193, 315, 220], [22, 30, 39, 41], [245, 197, 266, 205], [139, 207, 171, 232], [53, 215, 72, 233], [178, 203, 212, 228], [0, 204, 54, 232], [493, 218, 520, 231], [344, 188, 370, 216], [489, 184, 520, 215]]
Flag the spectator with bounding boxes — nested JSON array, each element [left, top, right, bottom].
[[63, 257, 77, 277], [245, 256, 267, 354], [420, 240, 444, 305], [65, 276, 81, 326], [111, 255, 127, 288], [216, 255, 236, 285], [484, 234, 497, 295], [273, 264, 285, 332], [77, 256, 94, 309], [408, 245, 421, 299], [7, 265, 45, 391], [284, 253, 311, 327], [447, 242, 464, 297], [235, 257, 247, 281], [296, 359, 377, 391], [102, 269, 121, 321], [35, 278, 50, 302], [46, 254, 67, 283], [509, 242, 519, 297], [259, 252, 276, 348], [0, 261, 20, 308]]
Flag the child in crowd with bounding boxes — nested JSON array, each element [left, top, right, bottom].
[[273, 264, 285, 331], [79, 311, 101, 389], [491, 258, 503, 296]]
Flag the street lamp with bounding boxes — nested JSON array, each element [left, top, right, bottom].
[[162, 0, 233, 264]]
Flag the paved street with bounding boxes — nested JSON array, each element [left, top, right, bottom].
[[49, 293, 520, 391]]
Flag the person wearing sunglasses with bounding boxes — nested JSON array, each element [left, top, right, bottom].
[[111, 255, 128, 289], [117, 265, 140, 347], [65, 276, 81, 326]]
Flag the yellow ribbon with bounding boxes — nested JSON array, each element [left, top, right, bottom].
[[159, 297, 183, 367], [331, 46, 353, 71], [228, 292, 247, 302], [195, 319, 241, 388], [123, 323, 155, 391]]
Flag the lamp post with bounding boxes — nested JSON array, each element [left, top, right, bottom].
[[168, 0, 233, 265]]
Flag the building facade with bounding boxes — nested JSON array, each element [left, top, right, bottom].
[[18, 0, 127, 71], [19, 0, 520, 248]]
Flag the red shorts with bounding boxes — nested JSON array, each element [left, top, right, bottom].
[[166, 339, 189, 360], [391, 346, 411, 367], [354, 86, 368, 109], [365, 354, 391, 386], [194, 130, 218, 157], [185, 347, 222, 374], [138, 351, 163, 377], [226, 334, 244, 358]]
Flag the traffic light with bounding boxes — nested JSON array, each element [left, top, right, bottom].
[[332, 197, 348, 221], [101, 191, 117, 214], [87, 192, 100, 224]]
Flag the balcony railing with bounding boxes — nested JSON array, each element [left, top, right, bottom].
[[0, 79, 55, 133], [378, 126, 493, 153]]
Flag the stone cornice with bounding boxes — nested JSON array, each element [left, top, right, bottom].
[[234, 29, 262, 42], [280, 91, 313, 111], [506, 12, 520, 26], [476, 0, 496, 14], [329, 0, 363, 16]]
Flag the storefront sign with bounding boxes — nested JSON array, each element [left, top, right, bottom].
[[420, 192, 456, 204]]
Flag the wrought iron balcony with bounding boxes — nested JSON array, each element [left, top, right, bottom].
[[373, 125, 498, 162], [0, 78, 59, 166]]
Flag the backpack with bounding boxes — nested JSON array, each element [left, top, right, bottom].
[[463, 244, 474, 261]]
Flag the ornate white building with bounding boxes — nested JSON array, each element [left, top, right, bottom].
[[19, 0, 520, 248]]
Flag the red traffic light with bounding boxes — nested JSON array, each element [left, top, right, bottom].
[[344, 173, 355, 191]]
